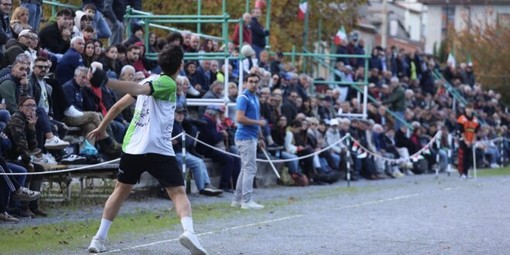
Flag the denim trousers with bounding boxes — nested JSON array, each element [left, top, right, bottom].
[[175, 152, 211, 191]]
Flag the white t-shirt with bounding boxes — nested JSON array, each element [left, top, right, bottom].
[[122, 74, 177, 156]]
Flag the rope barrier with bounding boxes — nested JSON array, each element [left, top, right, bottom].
[[184, 133, 352, 163], [0, 133, 184, 176], [1, 130, 507, 177]]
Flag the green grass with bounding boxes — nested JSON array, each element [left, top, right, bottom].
[[0, 202, 239, 254], [476, 166, 510, 177]]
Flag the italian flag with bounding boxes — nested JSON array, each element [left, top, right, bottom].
[[298, 0, 307, 20], [334, 26, 347, 46]]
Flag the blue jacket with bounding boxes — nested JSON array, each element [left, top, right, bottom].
[[56, 47, 84, 85]]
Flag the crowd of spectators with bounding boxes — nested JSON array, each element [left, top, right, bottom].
[[0, 1, 509, 223]]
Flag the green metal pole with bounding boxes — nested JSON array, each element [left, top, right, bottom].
[[265, 0, 272, 50], [197, 0, 202, 35], [292, 45, 296, 67], [316, 18, 322, 81], [245, 0, 250, 13], [51, 0, 57, 17]]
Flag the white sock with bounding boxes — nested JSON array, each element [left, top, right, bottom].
[[181, 217, 194, 233], [95, 218, 112, 240]]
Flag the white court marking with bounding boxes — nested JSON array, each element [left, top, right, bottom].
[[103, 193, 426, 254]]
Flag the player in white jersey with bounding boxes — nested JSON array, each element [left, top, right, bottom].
[[86, 45, 208, 255]]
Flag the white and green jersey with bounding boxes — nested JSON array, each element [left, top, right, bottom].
[[122, 74, 177, 156]]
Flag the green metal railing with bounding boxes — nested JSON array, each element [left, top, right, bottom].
[[432, 70, 468, 106]]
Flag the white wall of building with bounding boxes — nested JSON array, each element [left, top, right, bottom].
[[424, 6, 442, 54]]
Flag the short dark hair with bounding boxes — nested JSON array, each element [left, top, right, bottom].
[[127, 44, 140, 52], [115, 44, 127, 54], [57, 8, 73, 17], [34, 56, 48, 63], [244, 73, 260, 82], [290, 120, 302, 128], [166, 32, 183, 46], [158, 45, 184, 76], [82, 3, 97, 12]]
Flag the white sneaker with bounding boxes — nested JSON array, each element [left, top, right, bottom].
[[45, 136, 70, 150], [241, 200, 264, 210], [490, 163, 500, 168], [88, 237, 106, 253], [32, 153, 57, 165], [64, 105, 84, 118], [12, 187, 41, 201], [179, 230, 208, 255], [187, 84, 201, 96], [230, 200, 241, 208]]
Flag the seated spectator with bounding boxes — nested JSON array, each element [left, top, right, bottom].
[[72, 11, 93, 39], [199, 80, 223, 117], [82, 40, 95, 67], [38, 8, 73, 55], [61, 66, 121, 157], [9, 6, 31, 38], [196, 105, 240, 192], [1, 29, 34, 68], [4, 95, 48, 217], [56, 36, 85, 86], [97, 44, 123, 78], [240, 44, 258, 75], [173, 105, 222, 196], [123, 21, 143, 47], [184, 61, 208, 97], [81, 3, 111, 40]]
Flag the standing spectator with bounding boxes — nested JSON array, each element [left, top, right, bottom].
[[20, 0, 41, 32], [9, 6, 31, 38], [56, 36, 85, 86], [101, 0, 125, 45], [0, 0, 13, 53], [456, 103, 480, 178], [381, 77, 406, 130], [232, 13, 252, 46], [232, 73, 266, 209], [249, 8, 269, 59], [123, 21, 143, 47]]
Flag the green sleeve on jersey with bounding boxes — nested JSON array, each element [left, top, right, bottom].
[[151, 75, 176, 102]]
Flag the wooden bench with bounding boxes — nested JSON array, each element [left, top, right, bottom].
[[41, 163, 118, 202]]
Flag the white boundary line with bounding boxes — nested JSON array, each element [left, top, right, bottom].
[[103, 214, 305, 253]]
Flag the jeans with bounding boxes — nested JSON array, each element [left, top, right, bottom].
[[94, 11, 112, 39], [0, 109, 10, 132], [438, 149, 448, 172], [280, 151, 299, 174], [393, 111, 405, 131], [35, 107, 52, 150], [21, 3, 41, 32], [109, 120, 126, 144], [6, 163, 27, 209], [175, 152, 211, 191], [234, 139, 257, 203]]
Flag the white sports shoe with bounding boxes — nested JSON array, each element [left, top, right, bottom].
[[32, 154, 57, 165], [44, 136, 70, 150], [230, 200, 241, 208], [64, 105, 84, 118], [187, 84, 201, 96], [241, 200, 264, 210], [179, 230, 208, 255], [88, 237, 106, 253]]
